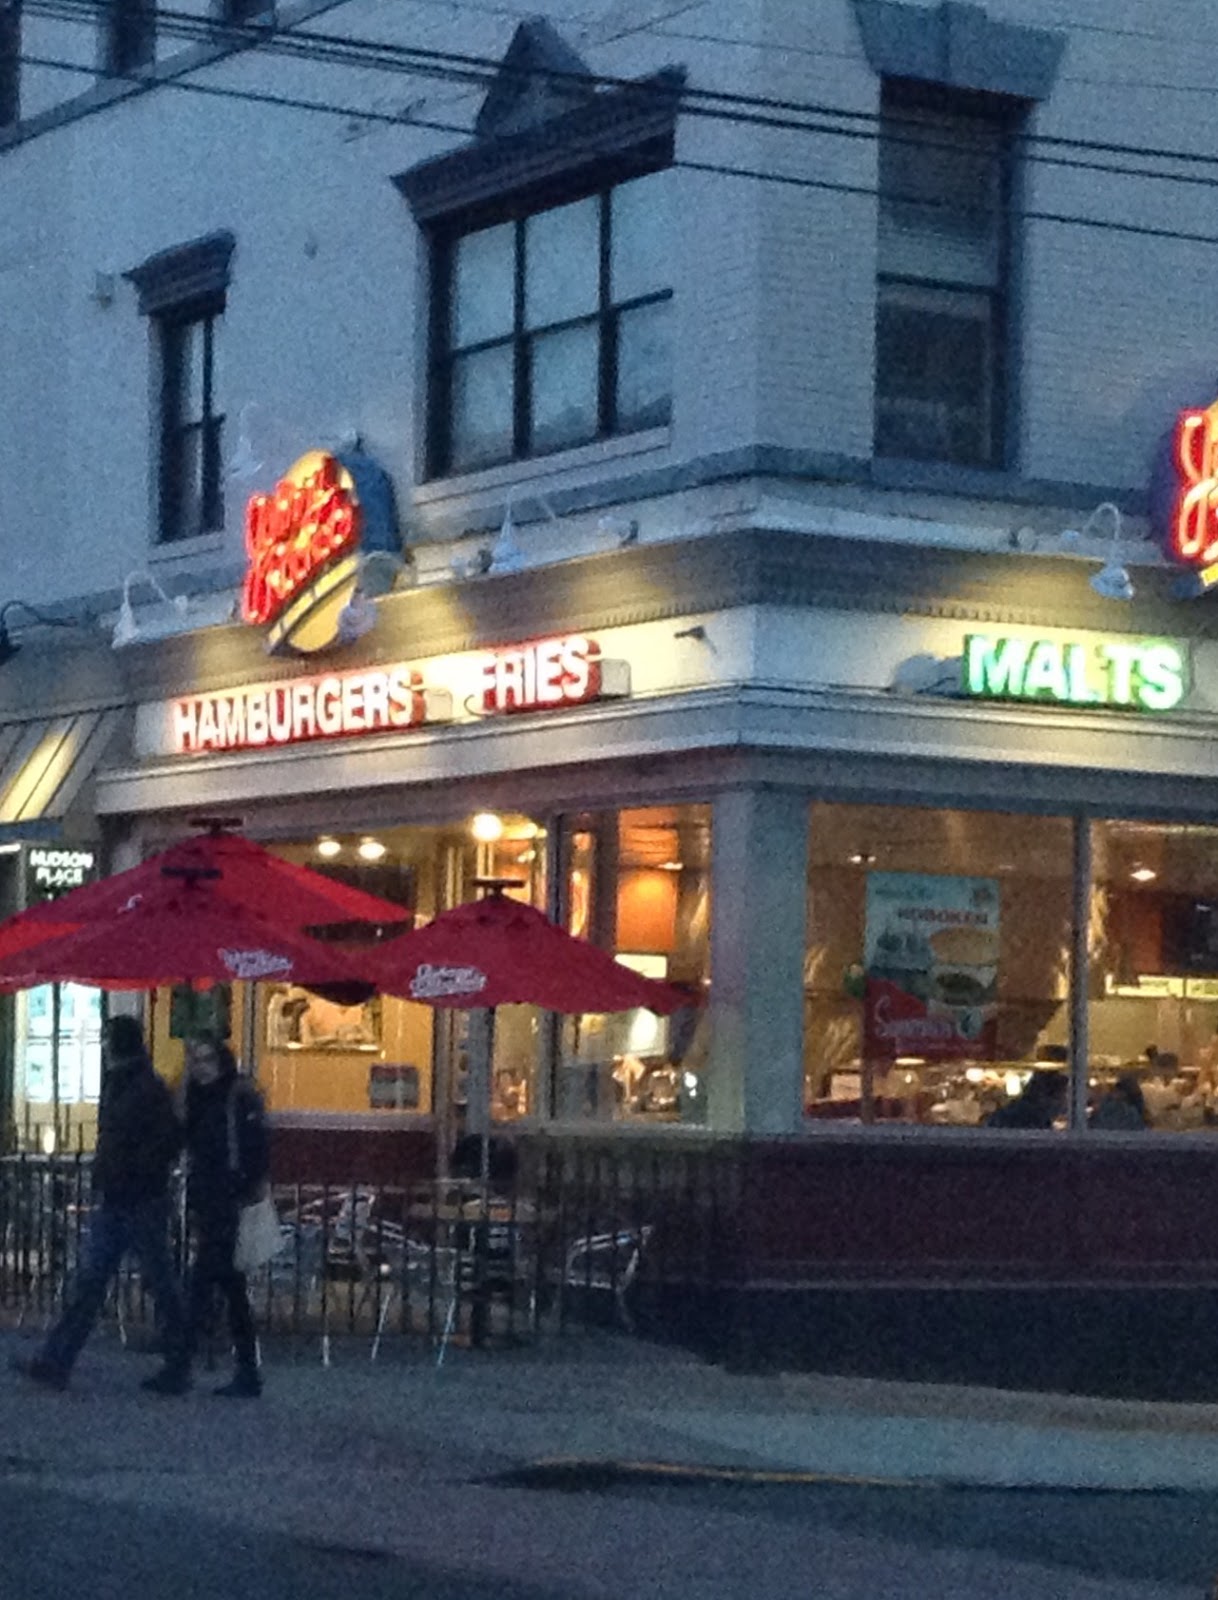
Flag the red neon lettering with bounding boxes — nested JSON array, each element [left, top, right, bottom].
[[480, 637, 602, 714], [240, 454, 362, 626], [1173, 403, 1218, 566]]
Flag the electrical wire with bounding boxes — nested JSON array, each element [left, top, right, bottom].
[[17, 46, 1218, 253], [22, 0, 1218, 178], [11, 0, 1218, 247]]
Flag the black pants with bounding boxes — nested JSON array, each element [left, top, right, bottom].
[[188, 1216, 258, 1373]]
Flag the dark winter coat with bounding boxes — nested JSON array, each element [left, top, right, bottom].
[[183, 1068, 270, 1227], [90, 1051, 181, 1206]]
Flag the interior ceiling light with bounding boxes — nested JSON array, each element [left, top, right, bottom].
[[357, 837, 387, 861], [315, 837, 342, 859], [658, 860, 684, 871], [471, 812, 504, 843], [1130, 865, 1158, 883]]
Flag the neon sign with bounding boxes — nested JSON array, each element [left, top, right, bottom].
[[241, 451, 362, 654], [1172, 400, 1218, 568], [963, 634, 1186, 712], [150, 636, 631, 758], [478, 636, 627, 714], [172, 666, 452, 754]]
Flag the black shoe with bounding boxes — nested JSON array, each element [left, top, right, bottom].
[[10, 1354, 69, 1392], [140, 1367, 192, 1396], [213, 1371, 261, 1399]]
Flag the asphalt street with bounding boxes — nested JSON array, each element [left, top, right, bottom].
[[510, 1469, 1218, 1592], [7, 1468, 1215, 1598], [0, 1479, 568, 1600]]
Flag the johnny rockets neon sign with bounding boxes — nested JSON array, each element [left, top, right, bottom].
[[1172, 400, 1218, 566], [168, 636, 628, 754], [241, 451, 362, 654]]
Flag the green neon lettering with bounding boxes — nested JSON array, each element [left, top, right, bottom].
[[1064, 643, 1102, 704], [1022, 641, 1070, 700], [1101, 643, 1139, 706], [964, 635, 1030, 697], [1134, 644, 1186, 712]]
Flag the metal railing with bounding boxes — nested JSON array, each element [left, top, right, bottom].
[[0, 1143, 737, 1361]]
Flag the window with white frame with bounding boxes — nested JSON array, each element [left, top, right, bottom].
[[875, 88, 1015, 469], [428, 171, 672, 477]]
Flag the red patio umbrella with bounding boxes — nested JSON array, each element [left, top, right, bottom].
[[0, 826, 410, 965], [0, 877, 371, 991], [366, 886, 691, 1015]]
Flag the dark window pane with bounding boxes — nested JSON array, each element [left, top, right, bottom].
[[108, 0, 156, 72], [201, 414, 224, 532], [530, 323, 598, 453], [875, 284, 994, 466], [452, 222, 515, 348], [616, 298, 671, 431], [165, 424, 202, 543], [450, 344, 515, 471], [0, 2, 20, 129], [180, 320, 205, 424], [524, 198, 599, 331]]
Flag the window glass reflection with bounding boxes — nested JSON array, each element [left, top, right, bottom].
[[556, 805, 711, 1124], [1088, 821, 1218, 1131], [524, 197, 600, 329], [805, 803, 1073, 1128]]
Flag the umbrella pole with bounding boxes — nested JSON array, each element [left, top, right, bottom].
[[50, 983, 61, 1154], [242, 981, 257, 1072], [480, 1005, 497, 1194]]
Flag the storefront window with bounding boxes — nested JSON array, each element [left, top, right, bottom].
[[553, 804, 711, 1124], [1088, 821, 1218, 1132], [805, 803, 1073, 1128], [11, 983, 102, 1153], [237, 816, 546, 1126]]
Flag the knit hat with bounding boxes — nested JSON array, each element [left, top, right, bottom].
[[103, 1014, 147, 1060]]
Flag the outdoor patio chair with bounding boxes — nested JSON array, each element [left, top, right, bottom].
[[558, 1224, 654, 1334]]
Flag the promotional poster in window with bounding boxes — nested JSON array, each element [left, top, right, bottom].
[[863, 873, 1000, 1060]]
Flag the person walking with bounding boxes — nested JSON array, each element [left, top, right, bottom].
[[13, 1014, 191, 1394], [168, 1033, 270, 1398]]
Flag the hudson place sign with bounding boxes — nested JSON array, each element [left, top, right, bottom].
[[962, 634, 1188, 712], [163, 635, 629, 755]]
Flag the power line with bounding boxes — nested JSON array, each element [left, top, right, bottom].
[[23, 0, 1218, 179], [16, 1, 1218, 212], [18, 47, 1218, 254]]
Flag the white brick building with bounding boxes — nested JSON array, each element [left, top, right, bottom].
[[5, 0, 1218, 1186]]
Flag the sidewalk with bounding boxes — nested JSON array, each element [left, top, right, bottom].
[[2, 1327, 1214, 1598]]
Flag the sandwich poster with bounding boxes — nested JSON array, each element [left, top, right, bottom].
[[863, 873, 1000, 1061]]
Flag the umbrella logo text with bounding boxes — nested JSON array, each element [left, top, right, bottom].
[[410, 963, 488, 1000], [220, 948, 295, 980]]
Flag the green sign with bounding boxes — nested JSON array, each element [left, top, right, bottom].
[[962, 635, 1187, 712]]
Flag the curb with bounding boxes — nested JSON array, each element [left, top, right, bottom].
[[494, 1458, 1193, 1495]]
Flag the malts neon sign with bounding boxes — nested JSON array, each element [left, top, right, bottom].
[[241, 451, 362, 654], [963, 634, 1187, 712]]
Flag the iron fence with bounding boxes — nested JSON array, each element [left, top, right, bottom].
[[0, 1142, 738, 1361]]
